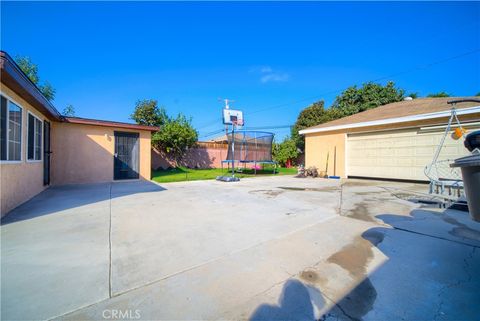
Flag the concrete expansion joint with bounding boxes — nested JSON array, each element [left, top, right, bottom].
[[337, 182, 345, 216], [320, 291, 359, 321], [105, 217, 338, 302], [251, 274, 294, 301], [108, 183, 113, 299], [392, 226, 480, 249], [48, 184, 115, 321]]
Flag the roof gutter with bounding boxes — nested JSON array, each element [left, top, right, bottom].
[[64, 117, 160, 132], [0, 51, 62, 121], [299, 106, 480, 135]]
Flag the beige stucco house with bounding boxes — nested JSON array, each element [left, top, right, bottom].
[[0, 51, 158, 217], [300, 97, 480, 181]]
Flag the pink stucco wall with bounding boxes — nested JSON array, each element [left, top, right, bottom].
[[1, 84, 49, 217]]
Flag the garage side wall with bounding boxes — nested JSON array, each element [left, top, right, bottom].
[[51, 123, 151, 185], [0, 84, 49, 217], [304, 133, 346, 177]]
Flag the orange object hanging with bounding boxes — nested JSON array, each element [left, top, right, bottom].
[[453, 127, 466, 140]]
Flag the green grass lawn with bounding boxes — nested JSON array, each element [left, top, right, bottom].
[[152, 165, 297, 183]]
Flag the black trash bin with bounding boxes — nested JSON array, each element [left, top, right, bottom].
[[464, 130, 480, 152], [451, 131, 480, 221]]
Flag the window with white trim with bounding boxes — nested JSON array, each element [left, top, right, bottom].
[[27, 113, 42, 161], [1, 95, 23, 161]]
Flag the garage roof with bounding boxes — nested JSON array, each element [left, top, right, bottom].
[[299, 97, 480, 135]]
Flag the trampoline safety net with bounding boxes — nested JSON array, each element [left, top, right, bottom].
[[225, 130, 274, 163]]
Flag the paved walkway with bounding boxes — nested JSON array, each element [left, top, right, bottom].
[[1, 177, 479, 320]]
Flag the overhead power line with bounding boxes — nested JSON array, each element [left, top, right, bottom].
[[245, 48, 480, 116], [197, 48, 480, 133], [199, 124, 294, 139]]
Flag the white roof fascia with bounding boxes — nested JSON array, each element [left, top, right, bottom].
[[299, 106, 480, 135]]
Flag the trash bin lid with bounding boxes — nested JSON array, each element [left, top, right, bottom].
[[451, 154, 480, 168]]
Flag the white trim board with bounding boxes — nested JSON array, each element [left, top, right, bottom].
[[299, 106, 480, 135]]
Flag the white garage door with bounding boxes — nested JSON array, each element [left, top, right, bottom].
[[346, 127, 475, 181]]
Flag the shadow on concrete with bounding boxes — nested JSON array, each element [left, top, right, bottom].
[[249, 208, 480, 321], [376, 208, 480, 247], [1, 180, 166, 225], [319, 208, 480, 321], [250, 279, 325, 321]]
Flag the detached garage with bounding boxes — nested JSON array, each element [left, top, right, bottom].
[[300, 98, 480, 181]]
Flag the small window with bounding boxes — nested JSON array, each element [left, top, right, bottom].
[[28, 113, 42, 161], [0, 95, 22, 161]]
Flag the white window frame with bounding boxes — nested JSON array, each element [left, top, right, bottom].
[[27, 111, 43, 163], [0, 93, 24, 164]]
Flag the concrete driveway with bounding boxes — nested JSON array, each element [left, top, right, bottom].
[[1, 176, 479, 321]]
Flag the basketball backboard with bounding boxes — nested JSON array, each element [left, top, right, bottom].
[[223, 109, 244, 126]]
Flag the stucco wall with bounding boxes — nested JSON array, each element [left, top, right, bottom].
[[303, 115, 480, 180], [304, 132, 346, 177], [0, 84, 49, 217], [51, 122, 151, 185]]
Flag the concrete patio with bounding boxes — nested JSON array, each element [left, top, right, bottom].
[[1, 176, 479, 321]]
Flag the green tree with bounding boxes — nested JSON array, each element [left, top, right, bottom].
[[62, 104, 76, 116], [476, 92, 480, 97], [273, 137, 299, 167], [427, 91, 450, 98], [292, 81, 405, 151], [15, 56, 56, 101], [131, 99, 168, 127], [291, 101, 335, 151], [407, 92, 419, 99], [152, 113, 198, 166], [331, 81, 405, 116]]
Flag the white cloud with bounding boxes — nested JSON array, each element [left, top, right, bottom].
[[260, 66, 273, 73], [251, 65, 289, 83], [260, 73, 289, 83]]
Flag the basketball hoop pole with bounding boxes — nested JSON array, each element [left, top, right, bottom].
[[231, 122, 236, 178], [217, 99, 243, 182]]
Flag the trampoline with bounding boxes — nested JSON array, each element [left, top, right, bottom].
[[221, 130, 276, 174]]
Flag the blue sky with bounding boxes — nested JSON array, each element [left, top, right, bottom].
[[1, 1, 479, 140]]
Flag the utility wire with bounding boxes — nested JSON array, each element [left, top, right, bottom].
[[197, 47, 480, 128], [199, 124, 294, 139], [245, 48, 480, 116]]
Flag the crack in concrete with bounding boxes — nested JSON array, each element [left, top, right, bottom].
[[433, 246, 476, 321], [320, 291, 359, 321]]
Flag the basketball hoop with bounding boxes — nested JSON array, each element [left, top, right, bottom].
[[232, 119, 244, 127]]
